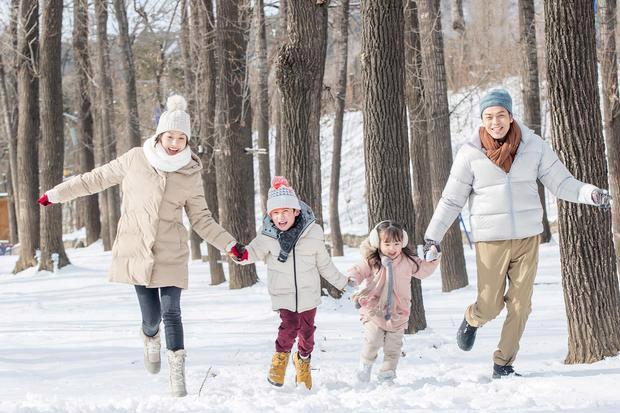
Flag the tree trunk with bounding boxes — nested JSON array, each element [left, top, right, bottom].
[[417, 0, 468, 292], [113, 0, 141, 153], [598, 0, 620, 263], [39, 0, 70, 272], [180, 0, 202, 261], [275, 0, 326, 225], [14, 0, 40, 273], [274, 0, 287, 178], [215, 0, 258, 289], [545, 0, 620, 364], [277, 0, 339, 297], [361, 0, 426, 333], [197, 0, 226, 285], [329, 0, 349, 257], [0, 55, 19, 244], [95, 0, 121, 246], [73, 0, 101, 246], [7, 0, 20, 226], [405, 0, 433, 247], [518, 0, 551, 244], [255, 0, 271, 215]]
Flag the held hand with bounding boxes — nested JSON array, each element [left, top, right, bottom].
[[38, 194, 52, 207], [423, 239, 441, 262], [227, 242, 248, 262], [592, 189, 612, 210], [347, 276, 357, 288]]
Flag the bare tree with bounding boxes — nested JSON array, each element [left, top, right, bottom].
[[94, 0, 121, 247], [518, 0, 551, 243], [275, 0, 326, 225], [255, 0, 271, 214], [545, 0, 620, 364], [113, 0, 142, 153], [405, 0, 432, 247], [417, 0, 468, 292], [274, 0, 287, 177], [14, 0, 40, 273], [196, 0, 226, 285], [0, 55, 18, 244], [73, 0, 101, 246], [215, 0, 258, 289], [597, 0, 620, 261], [39, 0, 70, 272], [329, 0, 349, 257], [361, 0, 426, 332]]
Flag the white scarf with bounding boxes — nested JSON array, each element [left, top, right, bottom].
[[142, 136, 192, 172]]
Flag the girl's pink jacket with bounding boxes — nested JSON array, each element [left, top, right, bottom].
[[348, 239, 440, 332]]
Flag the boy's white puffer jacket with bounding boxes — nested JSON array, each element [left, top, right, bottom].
[[425, 121, 598, 243], [243, 204, 348, 313]]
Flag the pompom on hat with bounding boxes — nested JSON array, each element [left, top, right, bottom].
[[155, 95, 191, 140], [267, 176, 301, 215]]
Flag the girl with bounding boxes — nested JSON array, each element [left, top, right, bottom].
[[349, 220, 440, 384], [37, 95, 244, 397]]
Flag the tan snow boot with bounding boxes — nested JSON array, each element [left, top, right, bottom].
[[293, 352, 312, 390], [268, 351, 290, 387]]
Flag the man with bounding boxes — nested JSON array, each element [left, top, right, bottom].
[[423, 88, 611, 378]]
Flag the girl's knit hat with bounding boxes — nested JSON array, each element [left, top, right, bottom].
[[267, 176, 301, 214], [155, 95, 191, 139]]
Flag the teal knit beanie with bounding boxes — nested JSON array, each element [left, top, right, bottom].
[[480, 88, 512, 117]]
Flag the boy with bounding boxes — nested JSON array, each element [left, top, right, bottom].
[[234, 176, 348, 389]]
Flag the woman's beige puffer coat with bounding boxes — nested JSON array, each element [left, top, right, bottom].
[[48, 147, 234, 289]]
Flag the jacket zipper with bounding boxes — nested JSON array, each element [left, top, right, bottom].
[[293, 248, 298, 312]]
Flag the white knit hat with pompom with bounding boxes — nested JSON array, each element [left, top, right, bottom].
[[155, 95, 191, 140]]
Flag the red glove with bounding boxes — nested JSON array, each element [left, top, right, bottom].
[[230, 243, 248, 261], [38, 194, 52, 206]]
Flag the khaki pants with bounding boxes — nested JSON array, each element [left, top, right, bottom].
[[465, 235, 540, 366], [360, 321, 405, 374]]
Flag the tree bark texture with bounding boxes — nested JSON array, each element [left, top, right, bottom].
[[518, 0, 551, 243], [598, 0, 620, 263], [39, 0, 70, 272], [255, 0, 271, 215], [113, 0, 141, 153], [417, 0, 468, 292], [215, 0, 258, 289], [405, 0, 433, 247], [545, 0, 620, 364], [275, 0, 328, 225], [329, 0, 349, 257], [95, 0, 121, 247], [14, 0, 40, 273], [197, 0, 226, 285], [361, 0, 426, 333], [73, 0, 101, 246], [274, 0, 287, 177]]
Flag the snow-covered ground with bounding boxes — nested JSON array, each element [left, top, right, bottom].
[[2, 237, 620, 413]]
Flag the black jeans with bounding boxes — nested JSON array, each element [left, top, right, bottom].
[[134, 285, 184, 351]]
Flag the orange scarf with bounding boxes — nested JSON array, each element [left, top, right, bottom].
[[479, 122, 522, 173]]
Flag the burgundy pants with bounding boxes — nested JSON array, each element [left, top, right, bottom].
[[275, 308, 317, 357]]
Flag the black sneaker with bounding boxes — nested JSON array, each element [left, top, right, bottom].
[[456, 318, 478, 351], [492, 363, 522, 379]]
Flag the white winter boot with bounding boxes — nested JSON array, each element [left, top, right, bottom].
[[356, 361, 373, 383], [141, 330, 161, 374], [167, 349, 188, 397], [377, 370, 396, 385]]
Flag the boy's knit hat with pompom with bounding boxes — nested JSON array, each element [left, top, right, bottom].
[[267, 176, 301, 215], [155, 95, 192, 140]]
